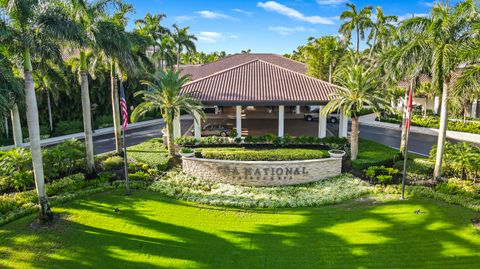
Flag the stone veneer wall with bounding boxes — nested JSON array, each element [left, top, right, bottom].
[[182, 157, 342, 186]]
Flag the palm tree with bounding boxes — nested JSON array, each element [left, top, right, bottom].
[[322, 55, 391, 160], [1, 0, 82, 220], [171, 24, 197, 70], [0, 47, 23, 147], [135, 12, 169, 59], [368, 7, 397, 58], [339, 3, 373, 53], [61, 0, 130, 165], [131, 69, 205, 157], [401, 0, 478, 178]]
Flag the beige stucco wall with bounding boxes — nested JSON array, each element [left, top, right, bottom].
[[182, 157, 342, 186]]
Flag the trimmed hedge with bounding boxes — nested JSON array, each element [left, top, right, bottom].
[[195, 147, 328, 161], [352, 139, 400, 171], [175, 135, 349, 150], [127, 138, 170, 171], [379, 114, 480, 134]]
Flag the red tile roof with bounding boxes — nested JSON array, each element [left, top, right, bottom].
[[180, 53, 307, 81], [180, 59, 339, 106]]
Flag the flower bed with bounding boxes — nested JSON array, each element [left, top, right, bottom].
[[149, 170, 372, 208]]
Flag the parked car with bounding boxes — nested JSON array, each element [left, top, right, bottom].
[[304, 109, 339, 123], [194, 122, 232, 137]]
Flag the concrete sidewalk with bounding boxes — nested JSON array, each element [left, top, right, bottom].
[[357, 114, 480, 144], [0, 118, 165, 151]]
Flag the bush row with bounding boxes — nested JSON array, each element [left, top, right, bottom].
[[127, 138, 170, 171], [0, 139, 86, 193], [379, 114, 480, 134], [175, 135, 349, 150], [195, 147, 328, 161]]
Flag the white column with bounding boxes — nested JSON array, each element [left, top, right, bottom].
[[295, 105, 300, 114], [193, 111, 201, 139], [214, 105, 219, 115], [173, 112, 181, 138], [278, 105, 285, 137], [472, 99, 478, 118], [433, 96, 440, 115], [318, 105, 326, 138], [236, 105, 242, 138], [339, 109, 348, 138]]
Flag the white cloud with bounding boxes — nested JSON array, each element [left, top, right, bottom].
[[316, 0, 347, 6], [197, 10, 229, 19], [228, 34, 240, 39], [419, 1, 435, 7], [233, 8, 253, 16], [174, 15, 194, 22], [268, 26, 316, 35], [257, 1, 334, 24], [197, 32, 223, 43], [397, 13, 429, 21]]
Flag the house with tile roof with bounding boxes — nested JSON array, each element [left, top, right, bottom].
[[176, 53, 350, 139]]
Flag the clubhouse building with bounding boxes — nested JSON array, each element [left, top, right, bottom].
[[176, 53, 349, 139]]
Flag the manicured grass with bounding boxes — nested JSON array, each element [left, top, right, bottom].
[[127, 138, 169, 170], [1, 190, 479, 268], [352, 139, 400, 170], [196, 147, 328, 161]]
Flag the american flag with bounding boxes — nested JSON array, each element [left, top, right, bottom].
[[120, 81, 129, 131], [405, 85, 414, 130]]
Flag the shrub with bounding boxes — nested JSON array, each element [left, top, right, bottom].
[[101, 156, 124, 171], [127, 138, 170, 171], [0, 148, 33, 191], [46, 174, 86, 197], [54, 120, 83, 136], [179, 147, 194, 154], [42, 139, 85, 179], [175, 136, 198, 146], [352, 139, 400, 171], [128, 171, 151, 182], [363, 165, 399, 184], [196, 147, 328, 161], [435, 178, 480, 198], [94, 115, 113, 129]]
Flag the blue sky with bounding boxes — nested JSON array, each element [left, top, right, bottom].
[[123, 0, 450, 54]]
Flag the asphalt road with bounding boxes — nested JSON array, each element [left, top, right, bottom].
[[93, 120, 193, 154], [90, 119, 463, 156]]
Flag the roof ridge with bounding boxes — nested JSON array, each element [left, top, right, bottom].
[[183, 59, 261, 86], [254, 59, 346, 90]]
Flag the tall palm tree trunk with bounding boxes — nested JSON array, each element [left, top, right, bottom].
[[47, 92, 53, 132], [369, 32, 377, 58], [328, 63, 333, 84], [10, 104, 23, 147], [176, 45, 181, 71], [110, 62, 122, 154], [166, 118, 175, 157], [79, 51, 95, 174], [351, 116, 359, 160], [356, 27, 360, 53], [23, 48, 51, 220], [4, 115, 9, 138], [399, 83, 410, 157], [434, 79, 450, 179]]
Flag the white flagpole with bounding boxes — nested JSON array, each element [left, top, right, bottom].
[[123, 127, 130, 195]]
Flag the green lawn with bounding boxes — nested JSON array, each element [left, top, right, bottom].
[[1, 190, 479, 268]]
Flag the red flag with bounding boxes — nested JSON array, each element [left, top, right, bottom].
[[405, 85, 414, 130]]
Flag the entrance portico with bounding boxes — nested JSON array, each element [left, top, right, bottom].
[[180, 57, 346, 139]]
